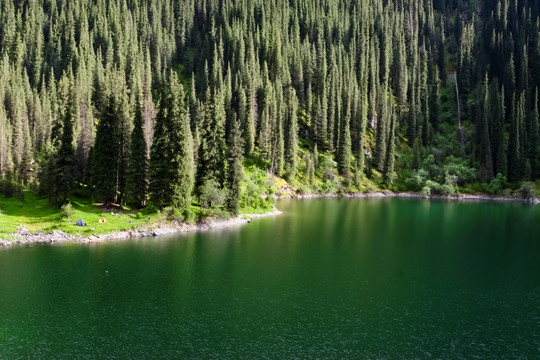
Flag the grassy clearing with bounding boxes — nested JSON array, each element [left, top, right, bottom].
[[239, 202, 275, 216], [0, 192, 58, 234], [0, 166, 279, 240], [0, 192, 158, 238]]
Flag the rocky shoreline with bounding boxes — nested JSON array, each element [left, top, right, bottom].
[[285, 191, 540, 204], [0, 210, 282, 248], [1, 191, 538, 248]]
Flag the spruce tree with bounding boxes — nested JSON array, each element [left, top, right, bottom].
[[244, 88, 256, 156], [383, 104, 396, 187], [284, 88, 299, 181], [376, 87, 389, 172], [226, 114, 244, 215], [149, 71, 194, 212], [90, 93, 120, 203], [393, 26, 408, 106], [114, 75, 132, 206], [315, 95, 327, 149], [273, 94, 285, 177], [357, 62, 369, 178], [407, 89, 417, 144], [481, 75, 495, 179], [490, 82, 507, 176], [196, 88, 227, 194], [504, 54, 517, 121], [508, 93, 524, 182], [429, 66, 441, 133], [337, 98, 352, 176], [529, 89, 539, 178], [168, 75, 195, 212], [147, 95, 170, 208], [52, 91, 77, 204], [127, 92, 148, 208]]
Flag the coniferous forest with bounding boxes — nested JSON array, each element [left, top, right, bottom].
[[1, 0, 540, 216]]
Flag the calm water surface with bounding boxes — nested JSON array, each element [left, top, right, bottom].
[[1, 198, 540, 359]]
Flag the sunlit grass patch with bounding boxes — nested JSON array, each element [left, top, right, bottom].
[[0, 192, 159, 237]]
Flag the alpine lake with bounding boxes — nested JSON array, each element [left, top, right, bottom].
[[1, 197, 540, 359]]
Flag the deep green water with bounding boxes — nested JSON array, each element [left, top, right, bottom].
[[1, 198, 540, 359]]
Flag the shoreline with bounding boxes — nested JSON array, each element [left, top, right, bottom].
[[0, 210, 282, 248], [285, 191, 540, 204], [1, 191, 538, 248]]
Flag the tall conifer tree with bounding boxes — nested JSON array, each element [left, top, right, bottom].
[[53, 87, 78, 203], [149, 71, 194, 212], [127, 92, 148, 208], [226, 114, 244, 215]]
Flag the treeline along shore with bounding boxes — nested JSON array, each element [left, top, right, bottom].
[[1, 0, 540, 243]]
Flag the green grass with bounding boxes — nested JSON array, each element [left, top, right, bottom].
[[239, 206, 273, 216], [0, 192, 58, 234], [0, 191, 159, 239], [0, 172, 280, 240]]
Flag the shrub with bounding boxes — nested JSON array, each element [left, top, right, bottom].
[[424, 180, 441, 194], [423, 155, 442, 179], [421, 186, 431, 197], [214, 209, 231, 219], [423, 180, 455, 196], [142, 201, 158, 215], [444, 173, 458, 187], [484, 173, 507, 195], [60, 202, 75, 220], [320, 157, 337, 181], [406, 169, 429, 191], [519, 182, 536, 202], [163, 207, 183, 222], [439, 184, 456, 196], [322, 178, 341, 194], [385, 171, 398, 188], [183, 208, 196, 223], [199, 179, 227, 210], [297, 184, 312, 195], [443, 156, 476, 186], [240, 177, 265, 209], [264, 195, 276, 208], [201, 207, 230, 220]]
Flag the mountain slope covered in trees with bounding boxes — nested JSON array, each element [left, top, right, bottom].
[[1, 0, 540, 216]]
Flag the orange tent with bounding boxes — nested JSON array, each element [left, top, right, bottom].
[[99, 217, 107, 223]]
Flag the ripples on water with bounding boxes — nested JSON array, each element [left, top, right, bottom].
[[1, 198, 540, 358]]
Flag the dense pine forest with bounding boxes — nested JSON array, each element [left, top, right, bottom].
[[1, 0, 540, 216]]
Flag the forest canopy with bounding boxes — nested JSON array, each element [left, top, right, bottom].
[[0, 0, 539, 212]]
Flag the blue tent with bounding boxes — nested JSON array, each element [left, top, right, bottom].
[[76, 219, 86, 227]]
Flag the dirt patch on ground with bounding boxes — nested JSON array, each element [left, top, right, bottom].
[[94, 202, 127, 212]]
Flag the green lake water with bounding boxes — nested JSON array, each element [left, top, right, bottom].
[[1, 198, 540, 359]]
